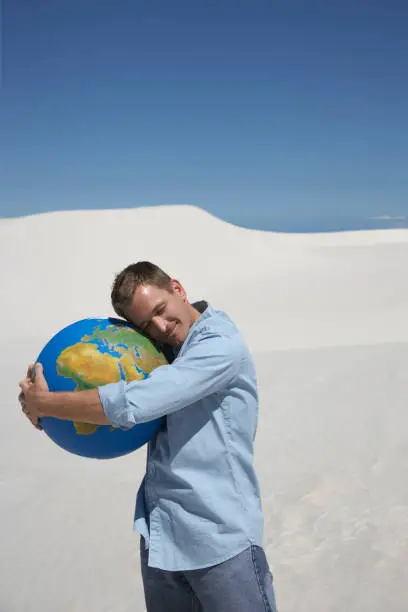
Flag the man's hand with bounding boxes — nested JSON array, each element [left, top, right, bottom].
[[19, 364, 109, 427], [19, 363, 49, 431]]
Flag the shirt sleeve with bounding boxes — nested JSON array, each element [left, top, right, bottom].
[[98, 329, 244, 429]]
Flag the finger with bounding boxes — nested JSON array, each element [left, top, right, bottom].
[[19, 379, 30, 392], [33, 362, 49, 391], [34, 362, 47, 382], [24, 411, 42, 430], [29, 412, 42, 431], [23, 407, 32, 419]]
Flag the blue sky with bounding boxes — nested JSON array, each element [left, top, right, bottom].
[[1, 1, 407, 230]]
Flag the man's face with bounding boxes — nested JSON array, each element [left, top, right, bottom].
[[124, 280, 196, 348]]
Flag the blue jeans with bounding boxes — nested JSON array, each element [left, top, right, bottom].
[[140, 539, 278, 612]]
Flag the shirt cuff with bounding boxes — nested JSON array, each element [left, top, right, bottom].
[[98, 380, 132, 430]]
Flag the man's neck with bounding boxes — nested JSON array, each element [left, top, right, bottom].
[[162, 300, 208, 363]]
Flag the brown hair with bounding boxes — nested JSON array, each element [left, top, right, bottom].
[[111, 261, 173, 318]]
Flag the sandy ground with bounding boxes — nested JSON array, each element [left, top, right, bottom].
[[1, 205, 407, 611]]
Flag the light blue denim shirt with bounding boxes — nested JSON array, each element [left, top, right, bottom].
[[98, 304, 264, 571]]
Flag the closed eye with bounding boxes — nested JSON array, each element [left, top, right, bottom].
[[140, 304, 166, 331]]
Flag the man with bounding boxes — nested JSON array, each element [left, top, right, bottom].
[[19, 261, 278, 612]]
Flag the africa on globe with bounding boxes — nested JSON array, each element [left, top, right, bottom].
[[34, 318, 168, 459]]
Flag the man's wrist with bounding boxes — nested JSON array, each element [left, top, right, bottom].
[[38, 391, 57, 418]]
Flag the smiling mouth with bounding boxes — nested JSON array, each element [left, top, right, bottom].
[[167, 323, 177, 338]]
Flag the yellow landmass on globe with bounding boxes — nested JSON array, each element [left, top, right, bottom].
[[55, 335, 167, 435]]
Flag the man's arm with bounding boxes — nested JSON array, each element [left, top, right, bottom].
[[39, 388, 110, 425], [100, 329, 244, 429], [21, 330, 244, 428]]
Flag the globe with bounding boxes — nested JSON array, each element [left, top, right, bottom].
[[34, 317, 168, 459]]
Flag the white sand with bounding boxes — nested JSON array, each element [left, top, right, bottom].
[[1, 205, 407, 611]]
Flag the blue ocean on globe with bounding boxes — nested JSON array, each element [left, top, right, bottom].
[[35, 317, 168, 459]]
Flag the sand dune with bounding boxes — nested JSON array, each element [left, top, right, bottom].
[[1, 205, 407, 611]]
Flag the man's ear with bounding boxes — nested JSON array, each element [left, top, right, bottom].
[[170, 279, 187, 301]]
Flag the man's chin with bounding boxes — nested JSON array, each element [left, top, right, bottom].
[[160, 335, 177, 348]]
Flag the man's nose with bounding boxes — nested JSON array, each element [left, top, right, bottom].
[[151, 316, 167, 334]]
